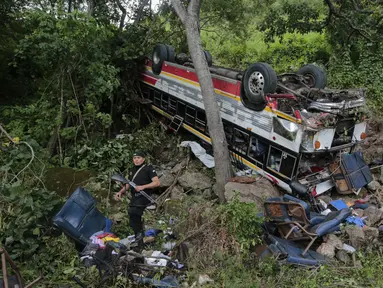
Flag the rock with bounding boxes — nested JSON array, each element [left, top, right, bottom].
[[325, 234, 343, 250], [345, 225, 365, 249], [363, 226, 379, 242], [198, 274, 214, 285], [363, 206, 383, 226], [228, 176, 257, 183], [203, 188, 213, 199], [178, 171, 212, 191], [171, 159, 187, 174], [317, 195, 333, 205], [336, 250, 351, 264], [368, 180, 381, 191], [316, 242, 335, 258], [159, 170, 175, 188], [224, 178, 281, 209], [353, 209, 364, 217], [171, 185, 184, 200]]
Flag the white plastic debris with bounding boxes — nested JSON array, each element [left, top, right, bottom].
[[145, 251, 171, 267], [180, 141, 215, 168], [320, 208, 332, 216], [343, 243, 356, 254], [119, 235, 135, 246], [198, 274, 214, 285]]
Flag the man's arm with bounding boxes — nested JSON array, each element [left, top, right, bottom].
[[115, 183, 130, 201], [118, 183, 130, 194], [135, 176, 160, 191]]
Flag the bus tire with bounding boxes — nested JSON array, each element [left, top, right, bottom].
[[204, 50, 213, 67], [297, 64, 327, 89], [242, 62, 277, 103], [152, 44, 168, 75], [165, 44, 176, 63]]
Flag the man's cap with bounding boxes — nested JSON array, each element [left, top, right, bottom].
[[133, 151, 146, 157]]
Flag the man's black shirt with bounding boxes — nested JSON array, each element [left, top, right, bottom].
[[128, 164, 157, 195]]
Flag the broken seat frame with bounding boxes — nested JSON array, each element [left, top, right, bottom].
[[0, 248, 43, 288], [263, 200, 320, 256]]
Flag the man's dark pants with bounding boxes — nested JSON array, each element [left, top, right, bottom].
[[128, 194, 150, 236]]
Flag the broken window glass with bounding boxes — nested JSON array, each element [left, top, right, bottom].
[[233, 128, 249, 155], [249, 136, 268, 167]]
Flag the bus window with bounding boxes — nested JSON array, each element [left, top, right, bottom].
[[185, 106, 196, 125], [224, 123, 233, 145], [177, 102, 186, 118], [249, 136, 268, 168], [154, 91, 161, 106], [196, 110, 206, 132], [142, 85, 150, 99], [161, 94, 168, 110], [273, 117, 298, 141], [233, 128, 249, 155], [169, 98, 177, 115], [267, 146, 296, 179]]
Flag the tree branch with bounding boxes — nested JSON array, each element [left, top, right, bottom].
[[171, 0, 187, 25], [323, 0, 372, 42], [133, 0, 150, 25], [115, 0, 127, 30]]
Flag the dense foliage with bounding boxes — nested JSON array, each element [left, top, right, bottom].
[[1, 0, 383, 286]]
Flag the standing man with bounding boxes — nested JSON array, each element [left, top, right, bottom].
[[114, 151, 160, 246]]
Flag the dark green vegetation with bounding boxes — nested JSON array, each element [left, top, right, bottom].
[[1, 0, 383, 287]]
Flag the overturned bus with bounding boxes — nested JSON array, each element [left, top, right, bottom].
[[138, 44, 371, 197]]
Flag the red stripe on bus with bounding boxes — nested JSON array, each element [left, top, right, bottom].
[[141, 74, 158, 86], [146, 59, 241, 97]]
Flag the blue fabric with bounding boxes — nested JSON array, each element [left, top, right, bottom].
[[132, 275, 179, 288], [52, 187, 108, 245], [345, 216, 365, 227], [309, 208, 351, 236], [342, 152, 373, 189], [260, 234, 328, 266], [145, 229, 163, 237], [329, 199, 348, 210], [105, 218, 113, 232], [353, 203, 369, 209]]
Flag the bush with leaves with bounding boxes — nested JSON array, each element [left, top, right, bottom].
[[220, 196, 263, 252], [0, 184, 62, 259], [67, 123, 167, 174]]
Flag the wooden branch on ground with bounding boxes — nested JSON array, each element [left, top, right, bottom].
[[155, 168, 184, 211], [173, 215, 219, 250]]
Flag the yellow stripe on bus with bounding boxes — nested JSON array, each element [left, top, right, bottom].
[[151, 105, 264, 172], [151, 105, 211, 143]]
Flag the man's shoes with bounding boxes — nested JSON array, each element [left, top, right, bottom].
[[132, 232, 144, 252]]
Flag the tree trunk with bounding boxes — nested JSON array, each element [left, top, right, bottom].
[[185, 21, 232, 203]]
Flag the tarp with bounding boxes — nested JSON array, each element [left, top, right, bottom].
[[180, 141, 215, 168], [342, 151, 373, 190]]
